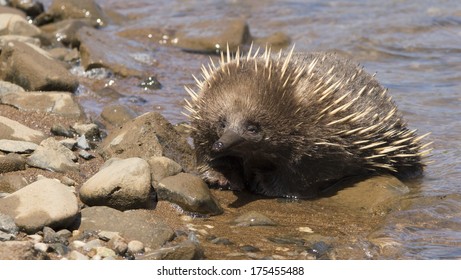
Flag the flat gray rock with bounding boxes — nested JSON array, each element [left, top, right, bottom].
[[26, 137, 79, 173], [79, 206, 174, 250], [0, 178, 79, 233], [0, 139, 38, 154], [0, 116, 46, 144], [157, 173, 223, 215], [0, 91, 83, 118], [0, 80, 25, 95], [79, 157, 153, 211]]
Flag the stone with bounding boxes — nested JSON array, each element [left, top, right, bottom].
[[107, 235, 128, 255], [0, 213, 19, 235], [100, 104, 137, 127], [79, 206, 175, 250], [97, 231, 120, 241], [175, 18, 251, 53], [33, 242, 48, 253], [8, 0, 44, 18], [76, 27, 147, 77], [76, 135, 90, 150], [0, 154, 26, 174], [43, 226, 67, 244], [0, 6, 27, 18], [71, 123, 100, 140], [254, 31, 292, 50], [0, 41, 78, 92], [233, 211, 277, 227], [51, 124, 74, 138], [0, 80, 24, 95], [0, 116, 46, 144], [0, 139, 38, 154], [0, 241, 47, 260], [0, 178, 79, 234], [0, 13, 41, 36], [157, 173, 223, 215], [148, 156, 183, 183], [96, 247, 117, 258], [60, 139, 77, 150], [68, 250, 89, 260], [48, 47, 80, 62], [98, 112, 195, 172], [140, 240, 203, 260], [320, 175, 410, 215], [40, 19, 92, 47], [79, 157, 153, 211], [0, 174, 28, 193], [26, 138, 79, 173], [0, 232, 15, 241], [79, 150, 95, 160], [0, 35, 41, 48], [127, 240, 144, 255], [0, 91, 83, 118], [48, 0, 108, 27], [82, 239, 102, 252]]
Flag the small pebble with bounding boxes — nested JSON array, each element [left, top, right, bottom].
[[68, 250, 89, 260], [210, 237, 233, 245], [0, 232, 15, 241], [96, 247, 117, 258], [98, 231, 121, 242], [108, 236, 128, 256], [48, 243, 69, 256], [76, 135, 90, 150], [61, 176, 77, 186], [27, 234, 43, 243], [79, 150, 95, 160], [298, 226, 314, 233], [71, 240, 86, 249], [33, 242, 48, 253], [57, 229, 72, 239], [127, 240, 145, 255], [240, 245, 260, 252], [83, 239, 102, 252]]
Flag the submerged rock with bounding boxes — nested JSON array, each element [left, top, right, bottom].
[[79, 157, 153, 211], [0, 178, 79, 233], [0, 41, 78, 92], [233, 211, 277, 227], [175, 18, 251, 53], [79, 206, 175, 250], [157, 173, 223, 215], [48, 0, 108, 27], [100, 104, 138, 127]]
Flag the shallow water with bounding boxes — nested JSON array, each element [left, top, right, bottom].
[[43, 0, 461, 259]]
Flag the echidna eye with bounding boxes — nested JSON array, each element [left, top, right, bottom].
[[218, 120, 226, 129], [246, 124, 259, 134]]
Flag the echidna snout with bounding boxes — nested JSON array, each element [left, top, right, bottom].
[[184, 46, 432, 198]]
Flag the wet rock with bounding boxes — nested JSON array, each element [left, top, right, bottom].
[[254, 32, 292, 50], [175, 18, 251, 53], [210, 237, 233, 245], [321, 175, 410, 215], [0, 6, 27, 18], [0, 174, 28, 193], [157, 173, 223, 215], [0, 116, 46, 144], [47, 47, 80, 62], [139, 240, 203, 260], [0, 35, 41, 48], [76, 26, 147, 77], [100, 104, 137, 127], [0, 91, 83, 118], [0, 154, 26, 173], [0, 139, 38, 154], [26, 138, 79, 173], [0, 13, 41, 36], [71, 123, 100, 140], [0, 80, 25, 95], [79, 157, 153, 211], [240, 245, 260, 253], [139, 76, 162, 90], [148, 156, 183, 183], [48, 0, 108, 27], [51, 124, 74, 138], [98, 112, 195, 172], [8, 0, 44, 18], [233, 211, 277, 227], [0, 213, 19, 235], [79, 206, 175, 250], [0, 178, 79, 234], [40, 19, 92, 47], [0, 41, 78, 92], [0, 241, 47, 260]]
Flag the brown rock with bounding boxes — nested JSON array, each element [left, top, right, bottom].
[[0, 116, 46, 144], [98, 112, 195, 172], [0, 241, 47, 260], [48, 0, 108, 27], [0, 154, 26, 174], [0, 41, 78, 92]]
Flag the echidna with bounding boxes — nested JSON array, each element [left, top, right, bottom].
[[184, 46, 432, 198]]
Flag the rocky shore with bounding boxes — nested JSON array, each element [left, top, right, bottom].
[[1, 0, 412, 260]]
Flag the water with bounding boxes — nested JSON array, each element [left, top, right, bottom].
[[44, 0, 461, 259]]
